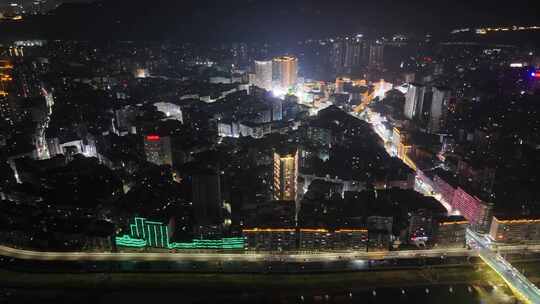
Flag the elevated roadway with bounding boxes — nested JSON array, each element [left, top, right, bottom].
[[0, 244, 473, 262], [2, 242, 540, 263], [467, 228, 540, 304]]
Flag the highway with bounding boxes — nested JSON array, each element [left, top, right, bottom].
[[0, 244, 475, 262], [2, 242, 540, 263], [466, 228, 540, 304]]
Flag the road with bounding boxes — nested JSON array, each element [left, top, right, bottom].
[[359, 105, 540, 303], [2, 242, 540, 263], [467, 228, 540, 304], [0, 244, 476, 262]]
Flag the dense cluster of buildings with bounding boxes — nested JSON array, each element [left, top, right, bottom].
[[0, 29, 539, 255], [0, 0, 56, 18], [366, 39, 540, 245]]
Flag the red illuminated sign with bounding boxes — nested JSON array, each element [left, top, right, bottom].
[[146, 135, 160, 141]]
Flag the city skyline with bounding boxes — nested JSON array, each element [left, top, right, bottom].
[[1, 1, 540, 303]]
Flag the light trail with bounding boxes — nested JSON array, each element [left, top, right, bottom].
[[0, 244, 475, 262], [1, 242, 540, 263], [466, 229, 540, 304], [357, 99, 540, 303]]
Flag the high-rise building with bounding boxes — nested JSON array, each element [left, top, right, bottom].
[[273, 148, 299, 201], [368, 44, 384, 67], [0, 60, 13, 125], [254, 60, 273, 91], [344, 39, 364, 69], [273, 56, 298, 90], [428, 87, 451, 133], [404, 83, 426, 120], [0, 0, 58, 16], [231, 42, 248, 67], [330, 38, 364, 73], [450, 187, 492, 230], [192, 170, 222, 224], [330, 42, 343, 73], [144, 135, 172, 166]]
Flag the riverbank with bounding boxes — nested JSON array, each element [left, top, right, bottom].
[[0, 263, 510, 292], [513, 260, 540, 283]]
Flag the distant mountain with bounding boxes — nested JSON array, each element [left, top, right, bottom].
[[1, 0, 539, 43]]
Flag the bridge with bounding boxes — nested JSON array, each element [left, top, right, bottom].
[[466, 228, 540, 304], [356, 92, 540, 303]]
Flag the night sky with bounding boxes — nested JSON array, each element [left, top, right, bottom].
[[1, 0, 539, 41]]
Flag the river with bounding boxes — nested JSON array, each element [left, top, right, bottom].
[[1, 284, 520, 303]]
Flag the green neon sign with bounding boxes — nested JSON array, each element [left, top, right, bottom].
[[117, 217, 244, 250], [116, 235, 147, 247]]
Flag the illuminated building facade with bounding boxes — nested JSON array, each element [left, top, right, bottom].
[[129, 217, 171, 248], [392, 127, 412, 160], [116, 234, 244, 250], [373, 79, 393, 100], [273, 149, 299, 201], [243, 228, 367, 251], [404, 83, 426, 120], [0, 60, 12, 122], [330, 38, 364, 73], [299, 228, 332, 250], [428, 87, 451, 133], [333, 229, 368, 250], [272, 56, 298, 91], [489, 217, 540, 243], [254, 60, 273, 91], [134, 68, 149, 78], [47, 136, 97, 159], [450, 187, 492, 230], [435, 218, 468, 246], [153, 102, 183, 123], [170, 238, 244, 249], [299, 228, 368, 250], [432, 174, 456, 206], [116, 217, 244, 249], [243, 228, 297, 251], [368, 44, 384, 67], [144, 135, 172, 166]]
